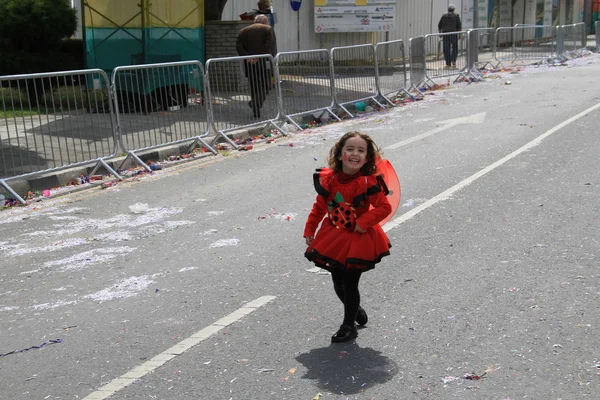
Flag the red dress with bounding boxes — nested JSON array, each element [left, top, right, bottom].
[[304, 169, 392, 272]]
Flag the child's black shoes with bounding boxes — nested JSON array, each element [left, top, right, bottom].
[[356, 306, 368, 326], [331, 324, 358, 342]]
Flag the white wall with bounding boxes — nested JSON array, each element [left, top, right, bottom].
[[222, 0, 583, 54], [222, 0, 456, 52], [221, 0, 382, 52]]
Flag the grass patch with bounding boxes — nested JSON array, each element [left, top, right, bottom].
[[1, 84, 107, 119], [0, 108, 44, 118]]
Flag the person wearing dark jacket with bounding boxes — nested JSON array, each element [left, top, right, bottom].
[[236, 14, 277, 119], [252, 0, 276, 27], [437, 4, 462, 68]]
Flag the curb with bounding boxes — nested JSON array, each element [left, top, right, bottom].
[[0, 126, 272, 199]]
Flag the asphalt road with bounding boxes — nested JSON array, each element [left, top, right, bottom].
[[1, 54, 600, 400]]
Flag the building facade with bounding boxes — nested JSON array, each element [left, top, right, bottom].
[[224, 0, 592, 53]]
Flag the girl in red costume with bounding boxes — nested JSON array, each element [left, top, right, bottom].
[[304, 131, 392, 342]]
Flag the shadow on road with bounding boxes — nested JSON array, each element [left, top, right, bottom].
[[0, 142, 49, 178], [296, 341, 399, 395]]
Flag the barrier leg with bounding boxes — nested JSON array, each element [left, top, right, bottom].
[[117, 152, 152, 173], [89, 159, 123, 180], [326, 108, 342, 122], [0, 180, 27, 205], [337, 104, 354, 118], [284, 115, 303, 130], [268, 120, 288, 136], [213, 130, 241, 150], [370, 97, 386, 109], [187, 137, 218, 155]]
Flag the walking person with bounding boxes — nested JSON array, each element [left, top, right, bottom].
[[438, 4, 462, 68], [236, 14, 277, 119], [251, 0, 276, 27], [304, 132, 393, 342]]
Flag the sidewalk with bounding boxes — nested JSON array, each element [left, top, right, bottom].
[[0, 124, 274, 200]]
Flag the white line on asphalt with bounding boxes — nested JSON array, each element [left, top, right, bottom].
[[383, 103, 600, 233], [383, 112, 486, 150], [82, 295, 276, 400]]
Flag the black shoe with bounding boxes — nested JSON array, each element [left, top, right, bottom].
[[331, 324, 358, 343], [356, 306, 368, 326]]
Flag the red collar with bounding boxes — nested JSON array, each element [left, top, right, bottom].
[[337, 171, 363, 184]]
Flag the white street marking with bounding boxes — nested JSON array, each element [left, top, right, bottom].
[[82, 296, 276, 400], [384, 112, 487, 150], [384, 104, 600, 232]]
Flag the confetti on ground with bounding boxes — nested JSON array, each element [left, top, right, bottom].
[[0, 339, 63, 358], [42, 247, 136, 272], [209, 238, 240, 248], [84, 276, 154, 302], [441, 376, 461, 384], [257, 212, 297, 221], [30, 300, 77, 310], [464, 372, 486, 380]]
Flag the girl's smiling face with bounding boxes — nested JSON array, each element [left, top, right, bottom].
[[339, 135, 368, 174]]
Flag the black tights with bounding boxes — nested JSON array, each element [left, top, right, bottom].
[[331, 269, 362, 327]]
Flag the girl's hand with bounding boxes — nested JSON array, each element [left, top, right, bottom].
[[354, 224, 365, 233], [305, 236, 314, 246]]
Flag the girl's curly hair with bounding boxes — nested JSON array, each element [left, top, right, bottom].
[[327, 131, 382, 175]]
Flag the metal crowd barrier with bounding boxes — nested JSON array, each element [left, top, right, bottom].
[[409, 36, 427, 90], [275, 49, 340, 129], [112, 61, 216, 171], [4, 23, 597, 202], [205, 54, 286, 148], [556, 22, 586, 56], [330, 44, 384, 117], [422, 32, 469, 83], [0, 69, 120, 204], [494, 26, 556, 68], [467, 28, 496, 70], [374, 40, 412, 105]]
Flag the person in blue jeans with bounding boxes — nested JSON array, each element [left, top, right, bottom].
[[438, 4, 462, 68]]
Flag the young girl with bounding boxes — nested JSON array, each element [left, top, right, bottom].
[[304, 131, 392, 342]]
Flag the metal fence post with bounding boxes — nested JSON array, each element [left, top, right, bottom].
[[556, 25, 565, 56]]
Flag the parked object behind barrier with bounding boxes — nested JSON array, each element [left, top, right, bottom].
[[0, 69, 120, 204], [111, 61, 215, 171]]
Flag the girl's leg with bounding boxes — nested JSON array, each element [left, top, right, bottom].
[[341, 269, 362, 327], [331, 269, 367, 326], [330, 269, 363, 342], [331, 269, 346, 305]]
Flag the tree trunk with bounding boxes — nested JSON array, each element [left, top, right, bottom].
[[205, 0, 229, 21]]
